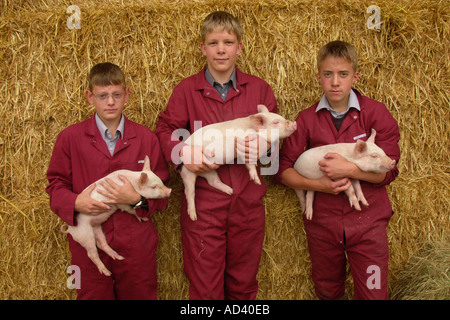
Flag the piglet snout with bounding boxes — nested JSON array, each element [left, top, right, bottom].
[[163, 186, 172, 198], [289, 121, 297, 131]]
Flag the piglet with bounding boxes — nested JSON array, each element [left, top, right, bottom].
[[60, 155, 171, 276], [294, 129, 395, 220], [180, 104, 297, 221]]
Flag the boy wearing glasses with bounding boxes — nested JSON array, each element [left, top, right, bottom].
[[46, 62, 169, 299]]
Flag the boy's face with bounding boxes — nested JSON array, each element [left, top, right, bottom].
[[317, 56, 359, 112], [200, 28, 242, 81], [86, 84, 129, 125]]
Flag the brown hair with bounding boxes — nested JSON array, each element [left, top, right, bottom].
[[201, 11, 243, 42], [317, 40, 358, 72], [88, 62, 126, 91]]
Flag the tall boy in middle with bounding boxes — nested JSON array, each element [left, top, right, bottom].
[[155, 11, 277, 300]]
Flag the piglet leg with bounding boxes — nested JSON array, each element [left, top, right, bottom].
[[305, 190, 315, 220], [200, 170, 233, 195], [344, 183, 361, 211], [61, 220, 112, 277], [245, 163, 261, 185], [351, 179, 369, 207], [295, 189, 306, 213], [180, 166, 199, 221], [93, 226, 124, 261]]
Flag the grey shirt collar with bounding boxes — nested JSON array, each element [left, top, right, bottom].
[[315, 89, 360, 118], [205, 66, 237, 90]]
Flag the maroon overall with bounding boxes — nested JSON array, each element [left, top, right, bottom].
[[156, 67, 277, 299], [46, 115, 169, 299], [276, 90, 400, 299]]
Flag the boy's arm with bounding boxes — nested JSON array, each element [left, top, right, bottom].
[[46, 132, 111, 226], [46, 132, 79, 225], [138, 135, 170, 219], [318, 153, 386, 184], [317, 103, 400, 186], [236, 81, 278, 162], [155, 85, 190, 169], [280, 167, 352, 194], [275, 111, 353, 195], [45, 133, 87, 225], [155, 85, 217, 174]]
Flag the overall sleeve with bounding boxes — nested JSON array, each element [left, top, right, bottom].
[[155, 84, 190, 169], [275, 111, 308, 184], [46, 131, 78, 226], [368, 103, 401, 187], [136, 131, 171, 220], [260, 82, 277, 114]]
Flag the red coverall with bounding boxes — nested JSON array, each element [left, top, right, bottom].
[[46, 115, 169, 299], [276, 89, 400, 299], [155, 67, 277, 299]]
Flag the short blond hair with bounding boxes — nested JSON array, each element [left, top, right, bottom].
[[201, 11, 243, 42], [88, 62, 126, 91], [317, 41, 358, 72]]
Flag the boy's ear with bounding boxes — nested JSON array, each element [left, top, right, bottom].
[[124, 87, 130, 104], [352, 71, 360, 84], [86, 90, 95, 105], [200, 42, 206, 56], [236, 41, 243, 55]]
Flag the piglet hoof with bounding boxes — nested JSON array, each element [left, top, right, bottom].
[[347, 195, 361, 211], [351, 201, 362, 211], [223, 186, 233, 195], [109, 251, 125, 261], [305, 209, 313, 220], [359, 197, 369, 207], [100, 267, 112, 277], [250, 174, 261, 185], [188, 210, 197, 221]]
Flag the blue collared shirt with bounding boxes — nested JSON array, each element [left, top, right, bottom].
[[205, 66, 237, 101], [95, 113, 125, 156]]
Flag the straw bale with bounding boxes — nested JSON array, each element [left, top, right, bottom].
[[390, 234, 450, 300], [0, 0, 448, 299]]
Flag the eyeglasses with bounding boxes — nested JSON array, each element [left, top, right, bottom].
[[93, 92, 124, 101]]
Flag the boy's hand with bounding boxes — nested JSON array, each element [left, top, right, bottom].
[[235, 134, 270, 163], [74, 184, 111, 216], [318, 175, 352, 195], [180, 145, 220, 174], [318, 152, 357, 180], [97, 176, 141, 205]]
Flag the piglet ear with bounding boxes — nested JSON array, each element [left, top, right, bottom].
[[143, 155, 151, 171], [249, 114, 267, 130], [257, 104, 269, 113], [139, 172, 148, 186], [354, 140, 367, 156], [367, 129, 376, 143]]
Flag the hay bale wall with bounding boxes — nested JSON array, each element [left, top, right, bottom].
[[0, 0, 448, 299]]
